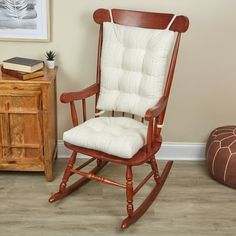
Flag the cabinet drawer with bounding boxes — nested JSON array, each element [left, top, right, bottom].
[[0, 90, 41, 113]]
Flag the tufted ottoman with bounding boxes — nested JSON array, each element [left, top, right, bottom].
[[206, 126, 236, 189]]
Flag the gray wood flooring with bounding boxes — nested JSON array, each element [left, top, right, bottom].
[[0, 159, 235, 236]]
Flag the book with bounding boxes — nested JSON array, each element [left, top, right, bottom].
[[1, 66, 44, 80], [2, 57, 44, 73]]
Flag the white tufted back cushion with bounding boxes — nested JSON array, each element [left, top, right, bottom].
[[96, 22, 175, 117]]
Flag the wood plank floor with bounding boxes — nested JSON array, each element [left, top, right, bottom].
[[0, 159, 235, 236]]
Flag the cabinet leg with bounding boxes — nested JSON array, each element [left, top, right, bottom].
[[44, 149, 57, 181], [45, 163, 53, 181]]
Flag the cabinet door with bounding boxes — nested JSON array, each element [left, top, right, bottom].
[[0, 90, 43, 164]]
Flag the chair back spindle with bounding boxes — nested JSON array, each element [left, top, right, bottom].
[[70, 101, 79, 126], [95, 25, 103, 115], [82, 99, 87, 122]]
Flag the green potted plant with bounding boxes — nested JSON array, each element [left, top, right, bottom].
[[45, 50, 56, 69]]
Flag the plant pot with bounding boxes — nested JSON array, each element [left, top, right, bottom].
[[46, 60, 55, 69]]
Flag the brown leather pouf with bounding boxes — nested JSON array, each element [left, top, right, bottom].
[[206, 126, 236, 189]]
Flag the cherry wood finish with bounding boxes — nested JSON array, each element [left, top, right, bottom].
[[121, 161, 173, 229], [49, 9, 189, 228], [126, 166, 134, 217], [64, 141, 162, 166], [0, 66, 58, 181], [49, 159, 108, 203], [71, 168, 126, 189], [93, 9, 189, 32]]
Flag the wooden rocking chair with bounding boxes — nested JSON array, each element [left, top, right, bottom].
[[49, 8, 189, 229]]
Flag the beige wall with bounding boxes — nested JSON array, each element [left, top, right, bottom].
[[1, 0, 236, 143]]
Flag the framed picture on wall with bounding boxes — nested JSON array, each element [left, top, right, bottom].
[[0, 0, 50, 42]]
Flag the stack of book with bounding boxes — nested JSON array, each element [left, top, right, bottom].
[[1, 57, 44, 80]]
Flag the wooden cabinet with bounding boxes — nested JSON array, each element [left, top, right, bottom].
[[0, 66, 58, 181]]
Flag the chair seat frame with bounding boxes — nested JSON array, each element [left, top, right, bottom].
[[49, 8, 189, 229]]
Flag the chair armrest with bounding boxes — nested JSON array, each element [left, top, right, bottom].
[[60, 83, 99, 103], [145, 96, 168, 121]]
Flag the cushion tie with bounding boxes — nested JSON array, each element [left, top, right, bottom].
[[109, 9, 114, 23], [95, 110, 106, 117], [166, 15, 176, 30]]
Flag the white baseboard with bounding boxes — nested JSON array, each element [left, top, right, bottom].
[[58, 140, 206, 161], [58, 140, 71, 158], [157, 142, 205, 160]]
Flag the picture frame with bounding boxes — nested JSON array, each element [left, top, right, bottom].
[[0, 0, 50, 42]]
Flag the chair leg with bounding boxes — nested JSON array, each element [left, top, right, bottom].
[[150, 156, 161, 184], [59, 151, 77, 192], [121, 160, 173, 229], [126, 165, 134, 217], [49, 153, 108, 203], [48, 151, 77, 202], [97, 159, 103, 167]]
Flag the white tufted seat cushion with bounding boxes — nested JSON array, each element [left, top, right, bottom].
[[63, 117, 147, 159], [96, 22, 175, 117]]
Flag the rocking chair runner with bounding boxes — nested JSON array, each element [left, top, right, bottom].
[[49, 9, 189, 229]]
